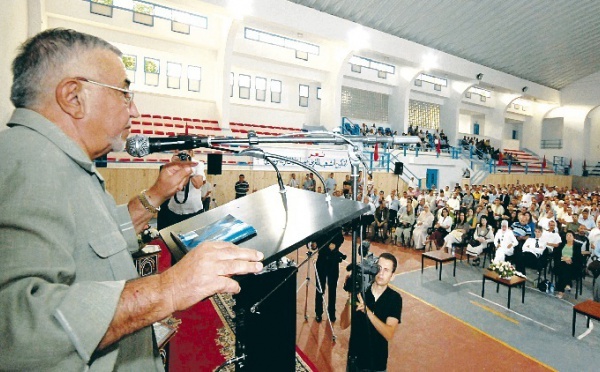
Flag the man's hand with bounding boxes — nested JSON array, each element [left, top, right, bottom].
[[161, 241, 264, 312], [147, 161, 196, 205], [356, 293, 366, 313], [99, 242, 263, 350], [128, 161, 197, 234]]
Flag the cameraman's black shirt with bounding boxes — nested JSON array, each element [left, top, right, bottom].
[[349, 285, 402, 371]]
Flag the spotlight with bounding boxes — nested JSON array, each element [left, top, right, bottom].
[[476, 73, 484, 81], [522, 86, 528, 93]]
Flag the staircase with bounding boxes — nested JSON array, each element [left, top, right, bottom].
[[498, 148, 544, 173]]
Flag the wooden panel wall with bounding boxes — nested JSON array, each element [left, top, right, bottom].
[[482, 174, 572, 188], [572, 176, 600, 191], [97, 168, 409, 205]]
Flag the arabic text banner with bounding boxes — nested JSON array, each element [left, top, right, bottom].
[[251, 147, 351, 171]]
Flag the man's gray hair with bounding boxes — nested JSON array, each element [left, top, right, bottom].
[[11, 28, 121, 108]]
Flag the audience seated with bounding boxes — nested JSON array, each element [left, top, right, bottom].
[[467, 216, 494, 266], [493, 220, 518, 262], [333, 176, 599, 300], [395, 206, 415, 246], [441, 211, 472, 254], [553, 231, 583, 299], [427, 208, 453, 250]]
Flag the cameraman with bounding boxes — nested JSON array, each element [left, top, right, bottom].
[[160, 150, 205, 228], [314, 228, 346, 322], [341, 253, 402, 372]]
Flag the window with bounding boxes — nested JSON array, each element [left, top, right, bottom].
[[416, 73, 447, 87], [271, 79, 282, 103], [133, 1, 154, 26], [255, 77, 266, 101], [469, 86, 491, 98], [296, 50, 308, 61], [408, 99, 440, 130], [351, 64, 361, 73], [317, 87, 322, 100], [299, 84, 309, 107], [90, 0, 114, 17], [166, 62, 181, 89], [122, 54, 136, 83], [239, 74, 251, 99], [414, 79, 422, 87], [245, 27, 320, 56], [144, 57, 160, 86], [187, 65, 201, 92], [229, 72, 234, 97], [377, 71, 387, 79], [341, 86, 389, 122], [349, 56, 395, 74]]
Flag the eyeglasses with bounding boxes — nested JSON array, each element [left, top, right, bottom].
[[75, 77, 134, 104]]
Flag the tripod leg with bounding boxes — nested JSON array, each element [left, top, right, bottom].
[[313, 261, 337, 341], [303, 259, 311, 320]]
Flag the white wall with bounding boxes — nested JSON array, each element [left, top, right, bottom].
[[0, 1, 28, 128], [541, 117, 564, 140]]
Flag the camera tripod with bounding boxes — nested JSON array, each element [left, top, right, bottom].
[[297, 248, 337, 341]]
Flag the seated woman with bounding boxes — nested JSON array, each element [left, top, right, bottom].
[[466, 208, 477, 229], [493, 220, 518, 262], [466, 216, 494, 266], [395, 205, 415, 246], [428, 208, 453, 250], [441, 211, 472, 254], [413, 204, 434, 250], [553, 230, 583, 299]]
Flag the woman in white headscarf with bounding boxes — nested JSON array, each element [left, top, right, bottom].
[[413, 204, 434, 249], [493, 219, 518, 262]]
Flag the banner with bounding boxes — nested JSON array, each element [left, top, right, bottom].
[[251, 147, 351, 171]]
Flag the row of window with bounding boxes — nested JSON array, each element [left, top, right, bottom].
[[88, 0, 207, 34], [229, 73, 321, 107], [122, 54, 201, 91]]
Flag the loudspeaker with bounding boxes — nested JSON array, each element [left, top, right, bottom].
[[206, 154, 222, 175], [394, 162, 404, 175]]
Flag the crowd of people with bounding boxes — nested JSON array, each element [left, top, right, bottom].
[[353, 122, 451, 152], [343, 180, 600, 300]]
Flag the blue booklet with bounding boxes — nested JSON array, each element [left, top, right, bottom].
[[172, 214, 257, 252]]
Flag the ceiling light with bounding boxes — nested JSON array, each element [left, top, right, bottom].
[[421, 53, 437, 71], [347, 26, 370, 51]]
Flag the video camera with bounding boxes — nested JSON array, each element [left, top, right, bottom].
[[343, 241, 379, 293]]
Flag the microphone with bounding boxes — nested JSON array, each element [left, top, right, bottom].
[[126, 135, 209, 157], [126, 133, 421, 157]]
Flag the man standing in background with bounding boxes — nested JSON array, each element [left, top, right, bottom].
[[235, 174, 249, 198], [201, 177, 213, 212]]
